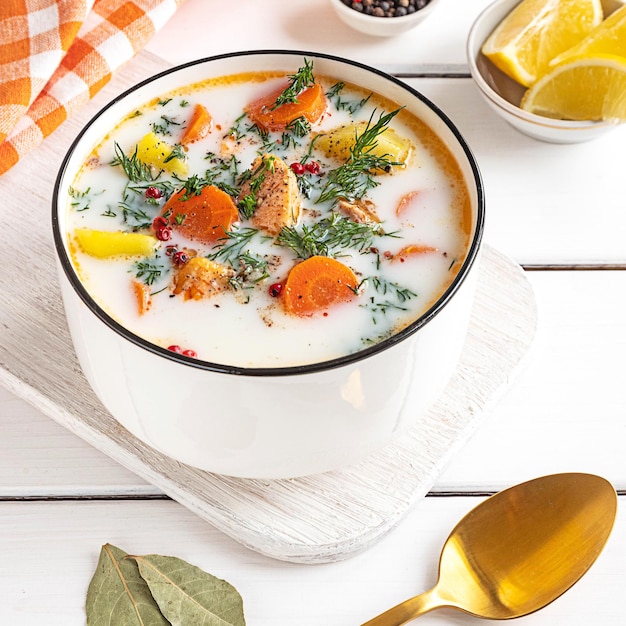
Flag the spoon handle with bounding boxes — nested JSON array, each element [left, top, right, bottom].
[[360, 589, 440, 625]]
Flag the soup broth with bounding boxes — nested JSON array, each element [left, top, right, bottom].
[[65, 61, 471, 368]]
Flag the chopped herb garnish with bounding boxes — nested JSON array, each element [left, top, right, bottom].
[[69, 186, 90, 198], [316, 108, 403, 205], [273, 59, 315, 108], [236, 155, 276, 214], [227, 113, 248, 141], [237, 194, 257, 220], [208, 227, 267, 267], [244, 123, 280, 154], [228, 252, 270, 291], [152, 115, 180, 136], [163, 143, 186, 164], [69, 186, 92, 211], [110, 142, 156, 183], [203, 153, 240, 195], [134, 259, 165, 285], [285, 116, 311, 138], [357, 276, 417, 321], [180, 99, 190, 107], [119, 201, 152, 230], [326, 82, 371, 115], [276, 212, 387, 259], [158, 98, 172, 106], [127, 180, 176, 203], [208, 228, 270, 290], [179, 173, 207, 200]]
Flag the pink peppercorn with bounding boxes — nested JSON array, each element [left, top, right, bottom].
[[155, 226, 172, 241], [145, 186, 163, 199], [290, 162, 305, 176], [305, 161, 321, 175]]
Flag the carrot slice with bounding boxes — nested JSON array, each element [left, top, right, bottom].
[[131, 279, 152, 315], [181, 103, 213, 145], [282, 256, 358, 316], [395, 191, 421, 216], [162, 184, 238, 245], [245, 82, 326, 132], [392, 244, 438, 262]]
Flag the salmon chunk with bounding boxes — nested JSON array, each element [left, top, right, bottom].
[[238, 154, 301, 235], [172, 257, 233, 300]]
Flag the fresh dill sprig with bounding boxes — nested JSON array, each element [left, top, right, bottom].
[[163, 143, 186, 164], [285, 116, 311, 138], [127, 180, 176, 203], [276, 212, 386, 259], [238, 194, 257, 220], [227, 113, 248, 141], [110, 142, 156, 183], [204, 153, 240, 195], [316, 108, 403, 205], [357, 275, 417, 321], [273, 59, 315, 108], [179, 173, 208, 200], [326, 82, 371, 115], [134, 259, 166, 286], [208, 227, 266, 265], [236, 156, 277, 219], [246, 123, 280, 154], [228, 252, 270, 291], [68, 186, 92, 211], [119, 201, 152, 230], [208, 228, 270, 290], [69, 186, 90, 198], [152, 115, 181, 136]]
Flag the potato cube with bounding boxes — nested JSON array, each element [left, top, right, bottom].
[[73, 229, 158, 258], [316, 122, 413, 167], [136, 131, 188, 176]]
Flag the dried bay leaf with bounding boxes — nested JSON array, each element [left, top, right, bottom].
[[86, 543, 170, 625], [131, 554, 245, 626]]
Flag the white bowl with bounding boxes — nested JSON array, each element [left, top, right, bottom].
[[467, 0, 617, 143], [52, 50, 484, 479], [329, 0, 441, 37]]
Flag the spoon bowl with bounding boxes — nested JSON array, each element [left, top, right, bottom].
[[362, 473, 617, 624]]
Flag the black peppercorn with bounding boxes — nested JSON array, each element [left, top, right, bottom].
[[343, 0, 431, 18]]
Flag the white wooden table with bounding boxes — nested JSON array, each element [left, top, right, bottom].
[[1, 0, 625, 623]]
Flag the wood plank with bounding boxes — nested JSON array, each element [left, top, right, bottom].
[[144, 0, 494, 72], [407, 77, 626, 265], [1, 495, 624, 625], [438, 268, 626, 491]]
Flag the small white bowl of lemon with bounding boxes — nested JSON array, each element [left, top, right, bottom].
[[467, 0, 626, 143]]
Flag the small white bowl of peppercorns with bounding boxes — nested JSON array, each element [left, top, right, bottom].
[[329, 0, 441, 37]]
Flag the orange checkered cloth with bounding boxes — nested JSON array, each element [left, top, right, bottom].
[[0, 0, 185, 176]]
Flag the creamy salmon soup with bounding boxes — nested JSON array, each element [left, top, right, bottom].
[[64, 59, 472, 368]]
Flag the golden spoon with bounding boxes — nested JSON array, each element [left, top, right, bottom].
[[362, 472, 617, 625]]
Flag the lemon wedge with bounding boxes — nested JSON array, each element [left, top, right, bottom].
[[520, 54, 626, 121], [482, 0, 603, 87], [550, 4, 626, 66]]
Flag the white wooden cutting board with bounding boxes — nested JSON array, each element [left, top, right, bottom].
[[0, 50, 537, 563]]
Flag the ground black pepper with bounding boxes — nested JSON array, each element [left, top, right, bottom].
[[341, 0, 431, 18]]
